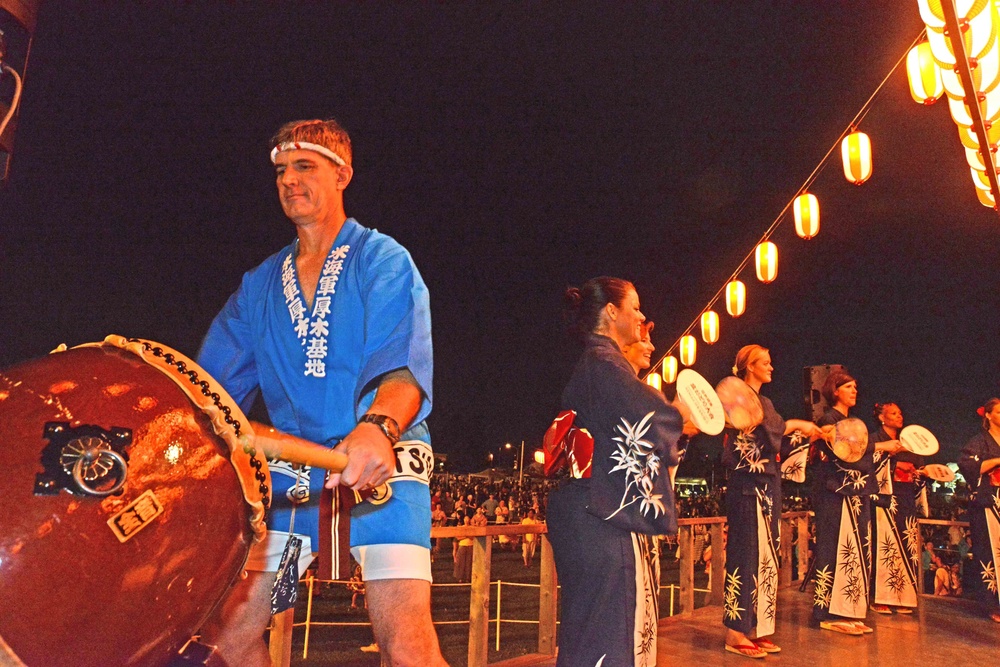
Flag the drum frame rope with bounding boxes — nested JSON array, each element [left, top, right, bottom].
[[126, 338, 271, 515]]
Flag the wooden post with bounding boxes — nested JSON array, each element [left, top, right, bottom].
[[779, 516, 793, 587], [538, 534, 558, 655], [302, 575, 315, 660], [708, 523, 725, 605], [796, 515, 810, 584], [678, 525, 695, 614], [268, 608, 295, 667], [916, 520, 925, 595], [468, 535, 492, 667]]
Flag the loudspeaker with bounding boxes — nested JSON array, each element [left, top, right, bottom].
[[802, 364, 846, 422], [0, 0, 41, 181]]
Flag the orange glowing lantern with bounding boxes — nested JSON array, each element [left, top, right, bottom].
[[645, 372, 663, 391], [906, 41, 944, 104], [755, 242, 778, 283], [841, 132, 872, 185], [976, 186, 996, 207], [679, 335, 697, 367], [725, 280, 746, 318], [700, 310, 719, 344], [662, 355, 678, 383], [793, 193, 820, 239], [958, 123, 1000, 151]]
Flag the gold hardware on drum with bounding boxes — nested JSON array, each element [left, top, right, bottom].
[[35, 421, 132, 497], [107, 489, 165, 542]]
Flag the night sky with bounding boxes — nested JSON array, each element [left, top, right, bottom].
[[2, 2, 998, 472]]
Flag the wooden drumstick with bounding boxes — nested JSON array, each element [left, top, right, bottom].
[[250, 421, 349, 472]]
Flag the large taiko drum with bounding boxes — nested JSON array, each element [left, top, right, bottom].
[[0, 336, 271, 667]]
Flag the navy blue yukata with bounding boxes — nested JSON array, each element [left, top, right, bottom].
[[547, 334, 682, 667]]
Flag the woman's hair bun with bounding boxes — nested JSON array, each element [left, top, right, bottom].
[[564, 287, 583, 308]]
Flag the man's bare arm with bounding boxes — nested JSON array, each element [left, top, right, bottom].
[[326, 369, 424, 490]]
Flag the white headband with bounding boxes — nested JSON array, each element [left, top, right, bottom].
[[270, 141, 347, 166]]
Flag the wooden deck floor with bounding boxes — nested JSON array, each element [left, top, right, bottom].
[[494, 588, 1000, 666]]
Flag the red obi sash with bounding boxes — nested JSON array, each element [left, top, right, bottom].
[[542, 410, 594, 479], [894, 461, 916, 483]]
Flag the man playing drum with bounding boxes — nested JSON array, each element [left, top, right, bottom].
[[197, 119, 445, 666]]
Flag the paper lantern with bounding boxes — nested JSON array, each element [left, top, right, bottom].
[[725, 280, 746, 318], [940, 37, 1000, 99], [755, 242, 778, 283], [662, 355, 678, 384], [958, 122, 1000, 150], [793, 193, 820, 239], [976, 185, 996, 207], [907, 41, 944, 104], [966, 145, 989, 170], [841, 132, 872, 185], [645, 372, 663, 391], [971, 166, 990, 190], [679, 335, 697, 367], [700, 310, 719, 344], [926, 10, 996, 68]]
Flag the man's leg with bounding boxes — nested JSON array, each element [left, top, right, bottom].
[[198, 571, 274, 667], [367, 578, 448, 667]]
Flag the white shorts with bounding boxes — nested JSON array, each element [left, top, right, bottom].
[[245, 530, 317, 574], [351, 544, 432, 582], [245, 530, 432, 582]]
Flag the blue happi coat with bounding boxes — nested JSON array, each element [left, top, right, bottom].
[[198, 218, 433, 549]]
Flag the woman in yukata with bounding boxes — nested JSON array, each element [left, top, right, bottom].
[[958, 398, 1000, 623], [546, 277, 685, 667], [867, 402, 921, 616], [809, 371, 901, 636], [721, 344, 822, 659]]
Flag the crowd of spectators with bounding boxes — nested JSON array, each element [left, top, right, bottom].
[[431, 474, 969, 568], [431, 472, 976, 591]]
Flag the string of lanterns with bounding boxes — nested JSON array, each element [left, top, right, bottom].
[[913, 0, 1000, 208], [644, 29, 927, 389]]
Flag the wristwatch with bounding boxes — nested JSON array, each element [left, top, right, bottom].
[[359, 413, 401, 445]]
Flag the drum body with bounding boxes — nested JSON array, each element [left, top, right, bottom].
[[0, 339, 267, 666]]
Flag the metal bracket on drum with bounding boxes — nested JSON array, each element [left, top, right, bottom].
[[34, 422, 132, 497]]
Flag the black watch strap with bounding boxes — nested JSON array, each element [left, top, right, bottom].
[[359, 413, 401, 445]]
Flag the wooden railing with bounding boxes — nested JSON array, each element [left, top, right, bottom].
[[431, 524, 553, 667], [270, 513, 816, 667], [673, 511, 811, 614], [914, 518, 970, 594]]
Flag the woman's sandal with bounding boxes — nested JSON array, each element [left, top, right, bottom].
[[725, 643, 767, 659], [752, 637, 781, 653], [819, 620, 864, 635]]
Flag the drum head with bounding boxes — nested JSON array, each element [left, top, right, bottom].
[[0, 337, 264, 667], [676, 369, 725, 436], [715, 376, 764, 432], [922, 463, 955, 482], [830, 418, 869, 463], [900, 424, 940, 456]]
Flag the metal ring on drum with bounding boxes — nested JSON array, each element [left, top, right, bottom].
[[71, 447, 129, 496]]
